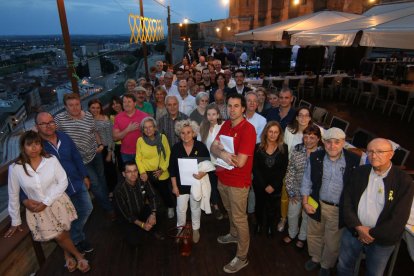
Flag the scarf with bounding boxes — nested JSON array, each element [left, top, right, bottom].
[[143, 131, 166, 160]]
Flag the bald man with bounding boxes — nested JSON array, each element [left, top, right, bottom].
[[337, 138, 414, 276]]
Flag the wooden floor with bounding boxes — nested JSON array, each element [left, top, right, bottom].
[[36, 204, 414, 276], [36, 96, 414, 276]]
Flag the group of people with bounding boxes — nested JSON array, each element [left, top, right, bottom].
[[4, 53, 414, 276]]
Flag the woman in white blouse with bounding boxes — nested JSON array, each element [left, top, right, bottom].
[[198, 104, 224, 220], [284, 107, 314, 153], [4, 131, 90, 273]]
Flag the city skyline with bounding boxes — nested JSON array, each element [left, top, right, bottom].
[[0, 0, 229, 35]]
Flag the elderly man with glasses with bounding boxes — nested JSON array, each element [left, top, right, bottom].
[[337, 138, 414, 276]]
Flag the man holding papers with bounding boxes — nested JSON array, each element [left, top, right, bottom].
[[211, 93, 256, 274], [300, 127, 360, 276]]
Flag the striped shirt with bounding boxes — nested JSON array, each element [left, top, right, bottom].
[[55, 111, 97, 164], [95, 119, 114, 151]]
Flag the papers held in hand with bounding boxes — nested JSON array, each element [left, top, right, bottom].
[[214, 135, 235, 170], [178, 158, 199, 186]]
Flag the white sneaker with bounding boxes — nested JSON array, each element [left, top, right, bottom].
[[223, 256, 249, 273], [217, 233, 238, 244], [168, 208, 175, 219]]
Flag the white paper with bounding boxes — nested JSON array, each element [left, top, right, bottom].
[[178, 158, 199, 186], [214, 158, 235, 170], [220, 135, 234, 154], [215, 135, 235, 170]]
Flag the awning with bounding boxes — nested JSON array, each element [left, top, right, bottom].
[[291, 2, 414, 48], [360, 15, 414, 49], [234, 11, 363, 42]]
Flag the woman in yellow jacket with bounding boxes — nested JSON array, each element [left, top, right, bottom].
[[136, 117, 175, 219]]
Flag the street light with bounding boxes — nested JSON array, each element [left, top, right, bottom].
[[216, 27, 220, 33], [183, 18, 189, 24], [293, 0, 300, 5]]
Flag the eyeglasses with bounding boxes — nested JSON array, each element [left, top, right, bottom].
[[37, 121, 56, 127], [366, 150, 393, 156], [297, 114, 310, 118]]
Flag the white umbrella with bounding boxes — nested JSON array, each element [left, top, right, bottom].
[[235, 11, 363, 42], [291, 2, 414, 48]]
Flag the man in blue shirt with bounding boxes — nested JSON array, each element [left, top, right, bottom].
[[35, 111, 94, 254], [300, 128, 360, 276], [265, 88, 296, 130]]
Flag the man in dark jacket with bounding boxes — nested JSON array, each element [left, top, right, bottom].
[[35, 111, 94, 254], [227, 69, 251, 97], [114, 161, 164, 245], [337, 138, 414, 276], [301, 127, 360, 276]]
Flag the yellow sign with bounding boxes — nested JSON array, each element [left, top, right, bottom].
[[129, 14, 164, 44]]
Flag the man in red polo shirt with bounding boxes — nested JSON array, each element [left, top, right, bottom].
[[211, 93, 256, 274], [113, 93, 148, 163]]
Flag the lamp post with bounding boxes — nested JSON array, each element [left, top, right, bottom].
[[139, 0, 149, 80], [56, 0, 79, 94]]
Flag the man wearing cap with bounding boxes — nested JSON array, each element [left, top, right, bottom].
[[337, 138, 414, 276], [133, 86, 154, 116], [301, 127, 360, 276]]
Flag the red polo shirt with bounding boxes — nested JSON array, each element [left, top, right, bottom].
[[215, 118, 256, 188]]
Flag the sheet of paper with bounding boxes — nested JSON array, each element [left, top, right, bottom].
[[178, 158, 199, 186], [214, 158, 234, 170], [220, 135, 234, 154], [215, 135, 235, 170]]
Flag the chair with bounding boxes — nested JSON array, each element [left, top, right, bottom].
[[408, 106, 414, 122], [392, 147, 410, 167], [312, 106, 328, 126], [298, 99, 312, 109], [351, 128, 376, 150], [356, 82, 375, 108], [388, 89, 413, 120], [262, 79, 271, 88], [291, 95, 297, 108], [288, 78, 301, 98], [320, 77, 334, 100], [338, 77, 351, 100], [354, 240, 401, 276], [346, 79, 360, 102], [329, 116, 350, 133], [272, 79, 284, 91], [299, 77, 317, 99], [371, 85, 391, 113]]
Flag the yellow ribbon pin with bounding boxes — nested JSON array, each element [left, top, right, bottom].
[[388, 190, 394, 201]]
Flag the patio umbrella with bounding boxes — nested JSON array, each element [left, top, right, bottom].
[[235, 11, 363, 42], [290, 2, 414, 48]]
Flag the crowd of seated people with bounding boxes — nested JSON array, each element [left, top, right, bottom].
[[4, 51, 414, 276]]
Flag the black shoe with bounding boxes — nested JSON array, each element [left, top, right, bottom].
[[254, 224, 263, 235], [318, 268, 331, 276], [76, 240, 94, 254], [305, 259, 320, 271], [266, 226, 274, 238]]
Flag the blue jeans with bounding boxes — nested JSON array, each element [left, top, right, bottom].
[[121, 153, 136, 163], [69, 184, 93, 244], [337, 229, 396, 276], [85, 153, 113, 212]]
